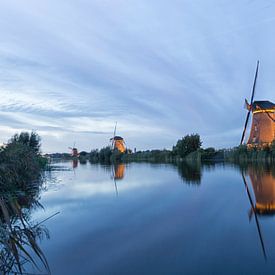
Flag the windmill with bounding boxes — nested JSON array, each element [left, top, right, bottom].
[[68, 142, 79, 158], [110, 122, 126, 153], [240, 61, 275, 146]]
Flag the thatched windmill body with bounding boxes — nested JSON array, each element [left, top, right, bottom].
[[240, 61, 275, 146], [110, 122, 126, 153]]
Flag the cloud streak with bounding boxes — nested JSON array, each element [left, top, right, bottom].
[[0, 0, 274, 152]]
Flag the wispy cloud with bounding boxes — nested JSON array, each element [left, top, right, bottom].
[[0, 0, 274, 152]]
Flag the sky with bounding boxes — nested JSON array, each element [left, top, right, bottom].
[[0, 0, 275, 153]]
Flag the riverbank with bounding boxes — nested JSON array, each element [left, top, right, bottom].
[[47, 133, 275, 165], [0, 132, 50, 274]]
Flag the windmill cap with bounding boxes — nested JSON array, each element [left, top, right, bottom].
[[113, 136, 124, 140], [252, 100, 275, 111]]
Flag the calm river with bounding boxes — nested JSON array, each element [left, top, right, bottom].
[[22, 161, 275, 274]]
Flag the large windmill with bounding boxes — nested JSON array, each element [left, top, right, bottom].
[[110, 122, 126, 153], [240, 61, 275, 146]]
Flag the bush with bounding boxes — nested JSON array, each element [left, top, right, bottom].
[[9, 131, 41, 153], [0, 132, 45, 192], [173, 134, 202, 158]]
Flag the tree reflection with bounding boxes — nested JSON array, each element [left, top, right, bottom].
[[176, 161, 202, 184]]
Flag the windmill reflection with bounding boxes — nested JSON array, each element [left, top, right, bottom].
[[111, 163, 126, 196], [113, 164, 125, 180], [72, 159, 78, 169], [242, 171, 267, 259], [241, 166, 275, 260], [248, 168, 275, 215]]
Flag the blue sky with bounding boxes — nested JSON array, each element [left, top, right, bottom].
[[0, 0, 274, 153]]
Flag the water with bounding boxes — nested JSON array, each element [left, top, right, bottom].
[[14, 161, 275, 274]]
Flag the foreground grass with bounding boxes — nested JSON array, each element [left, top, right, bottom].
[[0, 132, 50, 274]]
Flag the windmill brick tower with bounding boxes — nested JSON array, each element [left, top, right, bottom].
[[241, 61, 275, 146], [247, 101, 275, 145]]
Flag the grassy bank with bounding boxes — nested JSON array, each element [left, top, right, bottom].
[[0, 132, 49, 274], [49, 133, 275, 165]]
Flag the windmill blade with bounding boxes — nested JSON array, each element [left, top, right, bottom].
[[240, 61, 260, 145], [250, 60, 259, 105], [113, 122, 117, 138], [240, 111, 252, 145]]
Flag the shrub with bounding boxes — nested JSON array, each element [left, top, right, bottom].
[[173, 134, 202, 158]]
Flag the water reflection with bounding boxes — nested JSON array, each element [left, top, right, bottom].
[[111, 163, 126, 196], [113, 163, 125, 180], [72, 159, 78, 169], [248, 167, 275, 215], [7, 160, 275, 274], [176, 161, 202, 184], [241, 164, 275, 260], [242, 172, 267, 259]]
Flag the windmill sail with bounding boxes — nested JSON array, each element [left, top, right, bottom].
[[240, 61, 259, 145]]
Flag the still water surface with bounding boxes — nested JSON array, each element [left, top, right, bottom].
[[25, 161, 275, 274]]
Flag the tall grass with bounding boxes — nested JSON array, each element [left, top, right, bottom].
[[0, 132, 51, 274]]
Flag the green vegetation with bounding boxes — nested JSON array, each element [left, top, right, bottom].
[[123, 134, 203, 163], [0, 132, 50, 274], [172, 134, 202, 158], [86, 134, 223, 164], [48, 133, 275, 165], [123, 149, 172, 163], [90, 147, 112, 163], [224, 141, 275, 163], [0, 132, 47, 193]]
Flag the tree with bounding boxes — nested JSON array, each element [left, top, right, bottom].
[[173, 134, 202, 158], [10, 132, 41, 153]]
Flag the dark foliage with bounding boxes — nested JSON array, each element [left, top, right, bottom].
[[90, 147, 113, 163], [0, 132, 50, 274], [176, 161, 202, 184], [0, 132, 46, 193], [172, 134, 202, 158]]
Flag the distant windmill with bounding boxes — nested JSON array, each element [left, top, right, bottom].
[[68, 142, 79, 157], [240, 61, 275, 146], [110, 122, 126, 153]]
